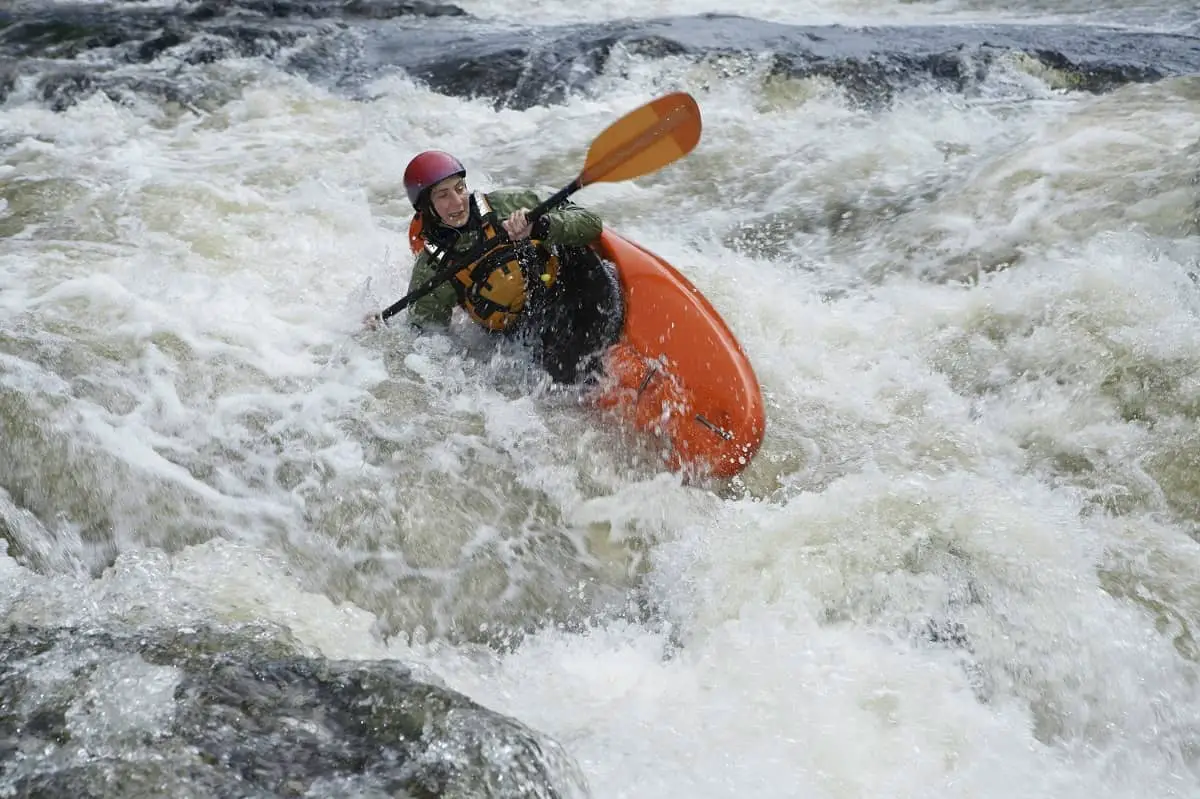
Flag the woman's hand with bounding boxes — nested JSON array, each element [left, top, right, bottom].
[[503, 209, 533, 240]]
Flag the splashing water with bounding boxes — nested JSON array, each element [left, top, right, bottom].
[[3, 0, 1200, 796]]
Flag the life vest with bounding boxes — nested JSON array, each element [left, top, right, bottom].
[[408, 193, 560, 332]]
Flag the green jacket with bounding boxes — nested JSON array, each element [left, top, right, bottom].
[[405, 188, 603, 328]]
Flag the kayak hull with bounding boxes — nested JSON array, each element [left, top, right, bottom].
[[587, 230, 765, 479]]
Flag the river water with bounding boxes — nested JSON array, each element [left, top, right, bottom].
[[3, 0, 1200, 796]]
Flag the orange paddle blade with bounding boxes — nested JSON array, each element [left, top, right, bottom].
[[579, 92, 703, 186]]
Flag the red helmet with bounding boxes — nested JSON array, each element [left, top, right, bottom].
[[403, 150, 466, 209]]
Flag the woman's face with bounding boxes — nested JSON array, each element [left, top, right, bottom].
[[430, 176, 469, 227]]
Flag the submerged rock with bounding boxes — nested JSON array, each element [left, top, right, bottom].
[[0, 623, 586, 798]]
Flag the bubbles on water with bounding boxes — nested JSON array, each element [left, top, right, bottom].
[[4, 11, 1200, 797]]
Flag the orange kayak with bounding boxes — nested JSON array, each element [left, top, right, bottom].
[[406, 216, 765, 479], [586, 230, 765, 480]]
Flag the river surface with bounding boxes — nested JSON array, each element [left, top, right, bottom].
[[3, 0, 1200, 796]]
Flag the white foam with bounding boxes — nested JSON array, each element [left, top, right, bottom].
[[3, 30, 1200, 799]]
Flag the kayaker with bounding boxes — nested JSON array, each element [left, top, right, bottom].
[[364, 150, 624, 386]]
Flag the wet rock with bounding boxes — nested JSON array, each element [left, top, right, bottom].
[[29, 64, 215, 112], [34, 66, 94, 112], [0, 623, 585, 798], [185, 0, 467, 21], [0, 0, 467, 110], [372, 13, 1200, 108], [0, 60, 14, 105], [0, 6, 168, 60], [343, 0, 468, 20], [133, 29, 188, 62], [2, 2, 1198, 112]]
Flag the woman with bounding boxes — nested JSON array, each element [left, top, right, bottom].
[[367, 150, 624, 386]]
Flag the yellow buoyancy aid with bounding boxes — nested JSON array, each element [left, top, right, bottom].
[[409, 193, 560, 332]]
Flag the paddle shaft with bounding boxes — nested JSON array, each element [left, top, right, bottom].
[[525, 177, 582, 223]]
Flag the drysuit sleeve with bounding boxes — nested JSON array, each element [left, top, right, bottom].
[[488, 188, 603, 247], [404, 250, 457, 329]]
